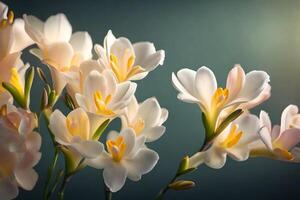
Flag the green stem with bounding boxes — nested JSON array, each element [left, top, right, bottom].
[[43, 147, 59, 200], [58, 174, 72, 200], [104, 185, 112, 200], [155, 173, 179, 200]]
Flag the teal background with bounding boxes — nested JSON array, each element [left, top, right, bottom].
[[4, 0, 300, 199]]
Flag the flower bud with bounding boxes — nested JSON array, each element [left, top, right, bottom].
[[169, 180, 195, 191]]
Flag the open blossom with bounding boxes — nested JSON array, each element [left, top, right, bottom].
[[49, 108, 103, 159], [251, 105, 300, 161], [189, 113, 261, 169], [121, 96, 168, 142], [75, 69, 136, 132], [94, 30, 165, 82], [172, 65, 270, 128], [0, 104, 41, 200], [23, 13, 92, 93], [87, 128, 159, 192], [0, 2, 33, 106]]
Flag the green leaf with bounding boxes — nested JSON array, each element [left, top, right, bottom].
[[24, 67, 35, 108], [214, 109, 244, 137], [92, 119, 110, 140], [64, 93, 75, 110], [48, 90, 58, 107], [2, 82, 25, 108]]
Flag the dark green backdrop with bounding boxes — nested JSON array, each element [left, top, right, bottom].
[[5, 0, 300, 199]]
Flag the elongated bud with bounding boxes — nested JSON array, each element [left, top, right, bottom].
[[24, 67, 35, 108], [2, 82, 26, 108], [169, 180, 195, 191], [41, 88, 48, 110], [92, 119, 110, 140], [37, 67, 48, 84], [177, 156, 190, 174], [64, 93, 75, 110], [48, 90, 58, 107], [214, 109, 243, 137]]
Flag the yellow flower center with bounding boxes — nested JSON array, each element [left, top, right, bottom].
[[220, 124, 243, 148], [106, 136, 126, 162], [129, 118, 145, 136], [93, 91, 115, 116], [0, 10, 14, 29], [0, 68, 24, 96], [211, 87, 229, 112], [66, 112, 89, 140], [109, 49, 144, 82]]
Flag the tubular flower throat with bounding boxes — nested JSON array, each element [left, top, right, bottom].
[[220, 124, 243, 148], [109, 49, 144, 82], [129, 118, 145, 136], [0, 10, 14, 29], [211, 87, 229, 112], [272, 141, 293, 160], [93, 91, 115, 116], [106, 136, 127, 162], [66, 113, 89, 140]]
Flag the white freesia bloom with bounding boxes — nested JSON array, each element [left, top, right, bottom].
[[94, 30, 165, 82], [49, 108, 103, 159], [251, 105, 300, 161], [0, 2, 33, 106], [121, 96, 168, 142], [0, 104, 41, 200], [172, 65, 270, 126], [189, 113, 261, 169], [87, 128, 159, 192], [23, 13, 92, 94], [75, 69, 137, 133]]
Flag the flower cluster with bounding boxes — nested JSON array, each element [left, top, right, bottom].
[[0, 2, 167, 199]]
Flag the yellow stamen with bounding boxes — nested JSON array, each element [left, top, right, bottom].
[[129, 118, 145, 136], [220, 124, 243, 148], [211, 87, 229, 111], [9, 68, 24, 95], [8, 10, 14, 24], [127, 55, 135, 69], [0, 19, 7, 29], [106, 136, 126, 162], [93, 91, 115, 116], [0, 105, 7, 116], [66, 113, 89, 140]]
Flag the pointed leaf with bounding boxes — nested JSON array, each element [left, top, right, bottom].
[[2, 82, 25, 108], [92, 119, 110, 140]]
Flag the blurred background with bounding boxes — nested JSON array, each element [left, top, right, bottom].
[[4, 0, 300, 199]]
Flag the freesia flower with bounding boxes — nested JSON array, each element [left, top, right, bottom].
[[251, 105, 300, 161], [0, 104, 41, 200], [172, 65, 270, 134], [0, 2, 33, 106], [121, 96, 168, 142], [189, 113, 261, 169], [75, 69, 137, 133], [49, 108, 103, 159], [87, 128, 159, 192], [23, 13, 92, 94], [94, 30, 165, 82]]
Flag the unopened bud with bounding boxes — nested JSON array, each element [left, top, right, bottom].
[[169, 180, 195, 191]]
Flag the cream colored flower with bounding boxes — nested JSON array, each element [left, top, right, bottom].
[[172, 65, 270, 132], [251, 105, 300, 161], [23, 13, 92, 94], [189, 113, 261, 169], [49, 108, 103, 159], [87, 128, 159, 192], [94, 30, 165, 82], [75, 69, 137, 133], [0, 104, 41, 200], [121, 96, 168, 142], [0, 2, 33, 106]]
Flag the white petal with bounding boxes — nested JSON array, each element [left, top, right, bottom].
[[189, 152, 205, 168], [204, 146, 227, 169], [195, 66, 217, 107], [14, 168, 38, 190], [121, 128, 136, 157], [104, 30, 116, 59], [159, 108, 169, 125], [70, 31, 92, 61], [49, 110, 70, 143], [133, 42, 165, 71], [176, 68, 197, 98], [80, 59, 104, 80], [10, 19, 33, 53], [124, 148, 159, 181], [226, 64, 245, 101], [71, 140, 103, 159], [107, 130, 119, 141], [45, 42, 74, 69], [275, 128, 300, 150], [0, 23, 12, 58], [280, 105, 298, 133], [23, 14, 44, 44], [137, 97, 161, 127], [103, 162, 127, 192], [258, 127, 273, 150], [237, 70, 270, 102], [226, 144, 250, 161], [240, 84, 271, 110], [86, 151, 111, 169], [44, 13, 72, 43], [143, 126, 166, 142], [110, 82, 137, 111], [25, 132, 41, 152], [110, 37, 134, 60], [260, 110, 272, 132]]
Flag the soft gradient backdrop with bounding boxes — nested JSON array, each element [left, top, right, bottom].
[[5, 0, 300, 199]]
